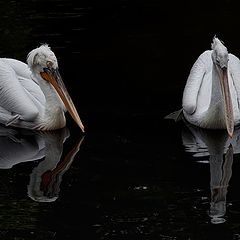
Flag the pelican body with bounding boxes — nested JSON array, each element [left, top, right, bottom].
[[0, 44, 84, 132], [182, 37, 240, 137]]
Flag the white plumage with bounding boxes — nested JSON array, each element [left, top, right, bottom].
[[0, 44, 84, 131], [166, 37, 240, 137]]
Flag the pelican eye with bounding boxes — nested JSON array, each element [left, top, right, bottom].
[[46, 61, 53, 68]]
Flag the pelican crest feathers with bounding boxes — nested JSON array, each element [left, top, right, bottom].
[[211, 36, 227, 52], [26, 44, 57, 70]]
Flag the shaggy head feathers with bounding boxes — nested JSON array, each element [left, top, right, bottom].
[[211, 36, 227, 52], [27, 44, 58, 70], [211, 36, 229, 68]]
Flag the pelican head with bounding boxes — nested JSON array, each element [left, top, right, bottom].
[[211, 37, 229, 68], [27, 44, 85, 132], [211, 37, 233, 137], [27, 44, 58, 72]]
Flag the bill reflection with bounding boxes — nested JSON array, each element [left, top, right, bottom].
[[181, 122, 240, 224], [0, 125, 84, 202]]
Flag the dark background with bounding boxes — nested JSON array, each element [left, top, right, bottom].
[[1, 1, 240, 239], [1, 0, 240, 120]]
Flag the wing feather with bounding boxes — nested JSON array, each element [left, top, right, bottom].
[[0, 59, 40, 122], [182, 52, 207, 114]]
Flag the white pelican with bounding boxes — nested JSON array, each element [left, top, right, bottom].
[[0, 44, 85, 132], [166, 36, 240, 137]]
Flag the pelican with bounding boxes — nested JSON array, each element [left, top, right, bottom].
[[0, 44, 84, 132], [166, 36, 240, 137]]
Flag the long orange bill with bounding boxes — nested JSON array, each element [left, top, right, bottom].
[[40, 68, 85, 132], [219, 67, 234, 138]]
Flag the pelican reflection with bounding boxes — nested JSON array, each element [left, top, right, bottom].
[[182, 122, 239, 224], [0, 124, 84, 202]]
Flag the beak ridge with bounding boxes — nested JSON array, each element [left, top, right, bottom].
[[220, 67, 234, 137], [41, 68, 85, 132]]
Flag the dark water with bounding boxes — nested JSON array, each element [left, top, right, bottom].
[[1, 0, 240, 239]]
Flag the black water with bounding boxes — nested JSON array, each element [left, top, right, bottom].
[[1, 0, 240, 239]]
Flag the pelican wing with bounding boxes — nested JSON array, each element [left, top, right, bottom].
[[182, 53, 207, 115], [2, 58, 32, 79], [2, 58, 45, 106], [0, 59, 45, 124]]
